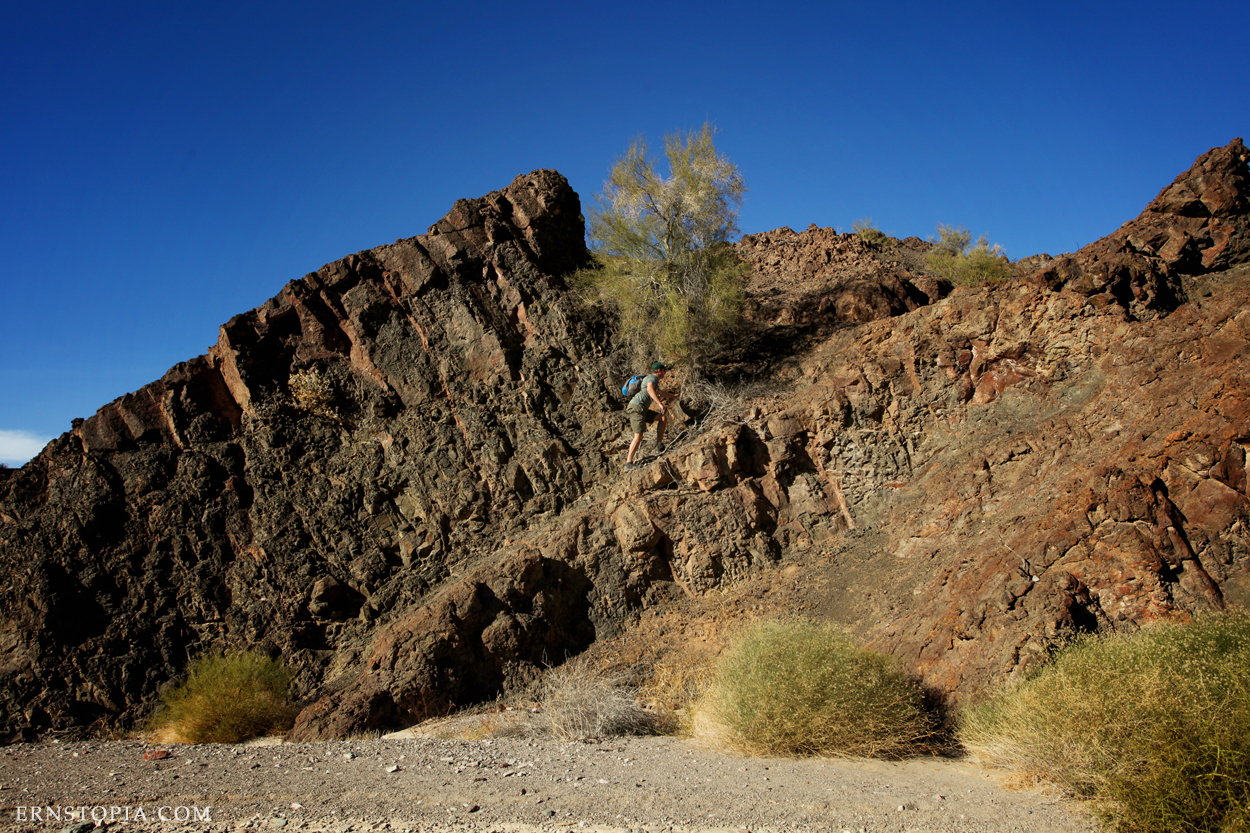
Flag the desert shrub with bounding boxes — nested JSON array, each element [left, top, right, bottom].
[[288, 367, 338, 418], [540, 658, 655, 741], [961, 612, 1250, 832], [925, 223, 1010, 285], [148, 650, 298, 744], [698, 621, 934, 757], [852, 217, 890, 248]]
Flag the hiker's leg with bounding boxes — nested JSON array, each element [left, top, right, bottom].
[[655, 412, 666, 446], [626, 431, 644, 463]]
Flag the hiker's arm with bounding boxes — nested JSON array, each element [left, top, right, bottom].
[[646, 381, 667, 414]]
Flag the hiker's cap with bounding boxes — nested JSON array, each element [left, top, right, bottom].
[[651, 361, 671, 371]]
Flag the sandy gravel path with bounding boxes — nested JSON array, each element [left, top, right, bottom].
[[0, 736, 1096, 833]]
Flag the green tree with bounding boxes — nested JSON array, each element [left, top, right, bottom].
[[925, 224, 1010, 286], [578, 123, 748, 369]]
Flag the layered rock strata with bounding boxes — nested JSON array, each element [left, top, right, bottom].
[[0, 171, 615, 740]]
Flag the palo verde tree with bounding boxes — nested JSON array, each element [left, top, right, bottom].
[[578, 123, 748, 370], [925, 223, 1011, 286]]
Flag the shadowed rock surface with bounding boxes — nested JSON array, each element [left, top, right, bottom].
[[2, 141, 1249, 742]]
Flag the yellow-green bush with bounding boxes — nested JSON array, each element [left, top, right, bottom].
[[698, 621, 934, 757], [148, 650, 298, 744], [925, 223, 1010, 285], [579, 123, 748, 370], [962, 612, 1250, 832], [852, 217, 891, 248]]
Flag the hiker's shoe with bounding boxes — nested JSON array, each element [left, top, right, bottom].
[[655, 443, 667, 453], [623, 461, 639, 472]]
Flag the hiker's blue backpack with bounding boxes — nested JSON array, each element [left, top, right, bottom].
[[620, 374, 645, 401]]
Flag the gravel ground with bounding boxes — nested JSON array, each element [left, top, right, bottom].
[[0, 733, 1097, 833]]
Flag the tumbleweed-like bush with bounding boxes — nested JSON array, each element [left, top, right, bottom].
[[698, 620, 934, 757], [147, 650, 298, 744], [540, 658, 656, 741], [961, 612, 1250, 832]]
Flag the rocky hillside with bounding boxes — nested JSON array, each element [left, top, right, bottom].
[[1, 141, 1247, 742]]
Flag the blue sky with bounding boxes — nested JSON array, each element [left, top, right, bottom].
[[2, 0, 1247, 466]]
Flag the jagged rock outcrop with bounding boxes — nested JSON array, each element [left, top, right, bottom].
[[0, 170, 620, 740], [726, 228, 945, 375], [3, 141, 1250, 742], [1027, 137, 1250, 318]]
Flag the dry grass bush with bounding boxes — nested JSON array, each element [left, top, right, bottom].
[[697, 620, 935, 758], [147, 650, 298, 744], [571, 607, 742, 737], [540, 658, 656, 741], [288, 367, 339, 419], [961, 612, 1250, 833]]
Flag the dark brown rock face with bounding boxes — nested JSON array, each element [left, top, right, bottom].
[[286, 140, 1250, 738], [726, 227, 945, 374], [798, 272, 1250, 694], [1027, 138, 1250, 318], [4, 142, 1250, 743], [0, 170, 619, 741]]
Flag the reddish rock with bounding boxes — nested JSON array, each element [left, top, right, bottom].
[[1026, 138, 1250, 318]]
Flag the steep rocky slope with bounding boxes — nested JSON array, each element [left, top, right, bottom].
[[1, 141, 1247, 742], [0, 170, 615, 740]]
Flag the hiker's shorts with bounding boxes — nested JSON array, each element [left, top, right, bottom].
[[627, 403, 658, 434]]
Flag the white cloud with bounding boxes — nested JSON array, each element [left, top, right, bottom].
[[0, 429, 54, 467]]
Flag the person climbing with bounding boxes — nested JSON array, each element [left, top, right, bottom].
[[624, 361, 678, 470]]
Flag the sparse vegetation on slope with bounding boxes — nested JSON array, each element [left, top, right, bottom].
[[962, 611, 1250, 833], [852, 217, 892, 248], [147, 650, 298, 744], [697, 621, 935, 758]]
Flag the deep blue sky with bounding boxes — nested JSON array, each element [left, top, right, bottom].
[[3, 0, 1247, 465]]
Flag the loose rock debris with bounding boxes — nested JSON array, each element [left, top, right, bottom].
[[0, 735, 1096, 832]]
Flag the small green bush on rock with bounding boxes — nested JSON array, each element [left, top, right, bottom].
[[148, 650, 298, 744], [852, 217, 891, 248], [961, 612, 1250, 833], [698, 621, 934, 757], [925, 223, 1010, 285]]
